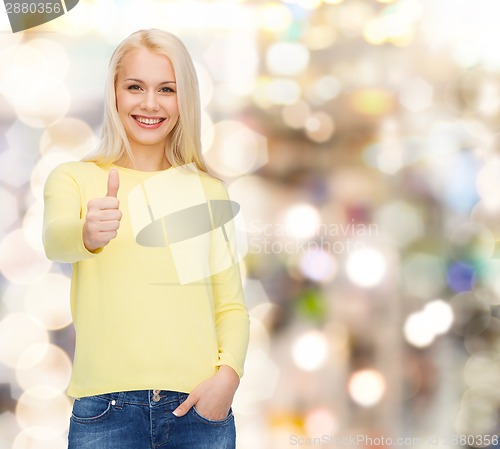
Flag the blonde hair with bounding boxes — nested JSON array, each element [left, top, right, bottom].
[[84, 29, 207, 172]]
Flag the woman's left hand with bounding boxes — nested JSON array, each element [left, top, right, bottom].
[[172, 365, 240, 421]]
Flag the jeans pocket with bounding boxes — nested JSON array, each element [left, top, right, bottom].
[[191, 405, 234, 425], [71, 395, 113, 423]]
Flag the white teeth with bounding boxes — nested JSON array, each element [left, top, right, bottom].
[[135, 116, 163, 125]]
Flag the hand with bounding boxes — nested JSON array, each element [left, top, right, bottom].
[[82, 169, 122, 252], [173, 365, 240, 421]]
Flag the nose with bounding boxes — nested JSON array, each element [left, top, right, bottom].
[[140, 91, 159, 112]]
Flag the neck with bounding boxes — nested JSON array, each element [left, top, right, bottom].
[[114, 146, 172, 172]]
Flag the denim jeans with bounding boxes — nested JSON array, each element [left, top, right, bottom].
[[67, 390, 236, 449]]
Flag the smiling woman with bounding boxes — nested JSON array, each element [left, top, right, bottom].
[[42, 29, 249, 449], [114, 48, 179, 170]]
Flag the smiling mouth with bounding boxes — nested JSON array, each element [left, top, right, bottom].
[[132, 115, 166, 125]]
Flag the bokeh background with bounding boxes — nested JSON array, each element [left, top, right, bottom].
[[1, 0, 500, 448]]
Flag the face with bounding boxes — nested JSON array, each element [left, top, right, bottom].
[[115, 47, 179, 156]]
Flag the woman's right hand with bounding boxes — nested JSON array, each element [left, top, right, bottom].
[[82, 169, 122, 252]]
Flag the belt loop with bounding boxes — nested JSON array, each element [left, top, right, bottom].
[[114, 391, 126, 409]]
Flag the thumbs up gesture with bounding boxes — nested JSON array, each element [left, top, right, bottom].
[[83, 169, 122, 252]]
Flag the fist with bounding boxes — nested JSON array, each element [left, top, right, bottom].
[[83, 169, 122, 252]]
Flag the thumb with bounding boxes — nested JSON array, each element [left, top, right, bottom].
[[173, 394, 196, 417], [106, 169, 119, 198]]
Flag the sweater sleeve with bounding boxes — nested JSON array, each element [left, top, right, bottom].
[[43, 163, 102, 263], [209, 181, 250, 378]]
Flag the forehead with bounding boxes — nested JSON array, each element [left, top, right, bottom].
[[117, 47, 175, 81]]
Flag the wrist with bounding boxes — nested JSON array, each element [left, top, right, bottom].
[[217, 365, 240, 389]]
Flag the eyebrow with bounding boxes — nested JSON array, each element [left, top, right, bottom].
[[124, 78, 176, 84]]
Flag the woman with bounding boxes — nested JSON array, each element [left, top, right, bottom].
[[43, 29, 249, 449]]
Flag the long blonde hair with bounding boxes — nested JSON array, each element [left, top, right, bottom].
[[84, 29, 207, 172]]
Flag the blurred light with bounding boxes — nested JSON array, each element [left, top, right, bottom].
[[292, 330, 329, 371], [363, 18, 387, 45], [257, 3, 293, 33], [30, 152, 78, 201], [201, 110, 215, 153], [0, 186, 19, 238], [49, 0, 92, 36], [14, 86, 71, 128], [265, 79, 302, 105], [0, 411, 20, 449], [404, 299, 454, 348], [267, 42, 310, 76], [25, 273, 72, 330], [0, 313, 49, 368], [311, 76, 341, 102], [404, 311, 435, 348], [448, 222, 494, 262], [15, 387, 71, 432], [440, 150, 480, 214], [447, 261, 474, 293], [401, 253, 446, 298], [0, 39, 68, 101], [375, 201, 424, 247], [323, 0, 344, 4], [305, 112, 335, 143], [0, 147, 36, 189], [337, 1, 374, 37], [194, 62, 214, 109], [13, 427, 67, 449], [450, 291, 490, 337], [423, 299, 454, 335], [282, 100, 311, 129], [474, 260, 500, 306], [295, 0, 322, 9], [455, 399, 498, 437], [39, 117, 98, 159], [464, 352, 500, 388], [204, 120, 268, 177], [304, 407, 338, 437], [299, 249, 337, 283], [0, 40, 69, 128], [248, 315, 271, 355], [253, 77, 274, 109], [16, 343, 72, 393], [22, 201, 44, 253], [283, 204, 321, 239], [345, 247, 386, 288], [204, 33, 258, 96], [476, 158, 500, 208], [399, 78, 433, 112], [0, 229, 51, 284], [244, 278, 271, 310], [228, 176, 270, 229], [364, 0, 421, 46], [349, 89, 395, 116], [364, 120, 426, 174], [470, 200, 500, 241], [91, 0, 123, 41], [303, 26, 337, 50], [235, 348, 280, 413], [348, 369, 386, 407], [475, 80, 500, 116]]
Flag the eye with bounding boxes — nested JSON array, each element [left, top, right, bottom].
[[159, 86, 176, 93], [127, 85, 142, 91]]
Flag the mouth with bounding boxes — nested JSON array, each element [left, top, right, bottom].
[[132, 115, 166, 128]]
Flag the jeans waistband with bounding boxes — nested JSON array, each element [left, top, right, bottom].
[[97, 390, 187, 408]]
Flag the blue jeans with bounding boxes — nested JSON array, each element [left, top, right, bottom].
[[68, 390, 235, 449]]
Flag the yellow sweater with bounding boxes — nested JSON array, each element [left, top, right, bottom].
[[43, 161, 249, 398]]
